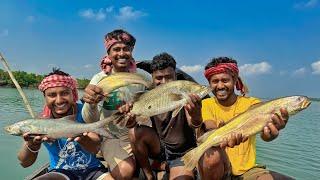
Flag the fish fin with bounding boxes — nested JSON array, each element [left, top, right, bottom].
[[141, 80, 153, 89], [197, 129, 216, 144], [107, 111, 129, 129], [115, 115, 129, 129], [168, 93, 184, 101], [172, 105, 184, 118], [182, 146, 205, 171], [93, 128, 113, 139], [136, 116, 151, 126], [61, 115, 76, 121], [132, 91, 146, 102], [27, 133, 48, 139], [57, 118, 78, 124], [247, 102, 263, 110], [170, 90, 190, 119], [100, 113, 123, 125], [114, 114, 150, 129]]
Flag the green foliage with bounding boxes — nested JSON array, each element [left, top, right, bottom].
[[77, 78, 90, 89], [0, 68, 89, 89]]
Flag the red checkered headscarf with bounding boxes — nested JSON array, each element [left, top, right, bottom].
[[100, 32, 137, 74], [204, 63, 248, 95], [38, 74, 78, 118]]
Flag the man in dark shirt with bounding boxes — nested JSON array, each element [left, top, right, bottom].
[[122, 52, 202, 180]]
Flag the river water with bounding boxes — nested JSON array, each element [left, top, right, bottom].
[[0, 88, 319, 179]]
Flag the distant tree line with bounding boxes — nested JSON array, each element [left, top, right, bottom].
[[0, 68, 90, 89]]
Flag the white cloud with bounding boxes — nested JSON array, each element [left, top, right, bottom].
[[26, 16, 35, 23], [83, 64, 93, 69], [79, 8, 108, 21], [116, 6, 147, 20], [294, 0, 318, 9], [311, 61, 320, 74], [79, 9, 95, 19], [239, 61, 272, 76], [106, 6, 114, 13], [96, 9, 106, 21], [180, 65, 203, 74], [292, 67, 306, 76], [79, 6, 145, 21], [0, 29, 8, 37]]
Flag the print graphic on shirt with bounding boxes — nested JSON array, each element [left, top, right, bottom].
[[103, 91, 124, 110], [103, 84, 145, 111], [56, 141, 92, 170]]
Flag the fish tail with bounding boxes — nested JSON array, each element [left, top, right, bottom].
[[99, 113, 123, 126], [182, 145, 207, 170], [92, 114, 124, 138], [115, 115, 130, 129], [93, 128, 113, 139]]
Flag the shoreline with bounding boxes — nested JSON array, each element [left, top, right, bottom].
[[0, 85, 86, 90]]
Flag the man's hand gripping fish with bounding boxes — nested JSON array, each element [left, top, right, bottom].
[[182, 95, 311, 170]]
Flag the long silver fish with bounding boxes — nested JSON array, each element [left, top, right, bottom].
[[182, 95, 311, 170], [4, 115, 118, 139]]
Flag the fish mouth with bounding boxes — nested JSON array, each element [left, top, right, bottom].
[[301, 99, 311, 109], [4, 126, 13, 134]]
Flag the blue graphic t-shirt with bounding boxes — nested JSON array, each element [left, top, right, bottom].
[[44, 103, 102, 171]]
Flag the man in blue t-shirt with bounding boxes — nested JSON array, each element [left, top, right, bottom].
[[17, 68, 109, 180]]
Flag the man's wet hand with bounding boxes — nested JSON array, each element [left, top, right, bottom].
[[220, 133, 248, 148], [82, 84, 104, 104], [261, 107, 289, 141]]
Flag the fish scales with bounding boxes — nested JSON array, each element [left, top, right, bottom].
[[182, 96, 311, 170], [97, 72, 152, 96], [131, 80, 211, 118], [4, 115, 118, 139]]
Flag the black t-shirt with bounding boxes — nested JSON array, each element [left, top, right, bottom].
[[151, 110, 197, 160]]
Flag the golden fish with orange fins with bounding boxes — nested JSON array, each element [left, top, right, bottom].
[[182, 96, 311, 170], [96, 72, 152, 96]]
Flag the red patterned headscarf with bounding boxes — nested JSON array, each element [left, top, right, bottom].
[[38, 74, 78, 118], [204, 63, 248, 95], [100, 32, 137, 74]]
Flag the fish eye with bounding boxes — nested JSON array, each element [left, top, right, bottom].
[[148, 105, 152, 109]]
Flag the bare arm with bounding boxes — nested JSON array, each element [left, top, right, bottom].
[[82, 84, 104, 123], [82, 103, 100, 123], [17, 134, 42, 168]]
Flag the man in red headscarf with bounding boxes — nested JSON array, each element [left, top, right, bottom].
[[17, 68, 108, 180], [82, 29, 151, 179], [199, 57, 293, 179]]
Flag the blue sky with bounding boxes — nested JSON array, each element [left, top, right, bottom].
[[0, 0, 319, 98]]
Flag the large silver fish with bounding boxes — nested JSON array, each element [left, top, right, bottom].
[[4, 115, 118, 139], [127, 80, 211, 123], [182, 95, 311, 170]]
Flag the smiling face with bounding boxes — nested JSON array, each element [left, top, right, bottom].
[[108, 42, 133, 72], [209, 72, 237, 104], [44, 86, 75, 118], [152, 67, 176, 86]]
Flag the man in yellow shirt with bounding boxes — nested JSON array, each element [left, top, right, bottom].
[[199, 57, 293, 179]]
